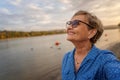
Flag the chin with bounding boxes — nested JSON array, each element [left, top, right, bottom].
[[66, 37, 75, 42], [67, 34, 75, 39]]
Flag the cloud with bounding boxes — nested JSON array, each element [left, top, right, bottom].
[[27, 3, 41, 10], [0, 0, 120, 31], [60, 0, 71, 4], [0, 8, 11, 14], [9, 0, 22, 6]]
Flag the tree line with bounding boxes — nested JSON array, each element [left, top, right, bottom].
[[0, 24, 120, 40], [0, 29, 66, 39]]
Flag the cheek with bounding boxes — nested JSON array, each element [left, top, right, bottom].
[[76, 30, 89, 39]]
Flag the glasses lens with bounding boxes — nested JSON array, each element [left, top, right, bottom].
[[66, 21, 71, 28], [72, 20, 80, 28], [66, 20, 94, 29], [66, 20, 80, 28]]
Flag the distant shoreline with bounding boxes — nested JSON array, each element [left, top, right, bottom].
[[104, 26, 119, 30], [0, 27, 120, 40], [0, 29, 66, 40]]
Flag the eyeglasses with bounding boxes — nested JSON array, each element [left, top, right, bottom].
[[66, 20, 94, 28]]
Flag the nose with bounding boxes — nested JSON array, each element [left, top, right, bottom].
[[66, 24, 73, 29]]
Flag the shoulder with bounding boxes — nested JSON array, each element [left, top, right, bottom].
[[61, 50, 73, 75], [88, 45, 116, 61], [103, 59, 120, 79], [62, 50, 73, 65], [100, 49, 120, 68], [101, 50, 120, 79], [99, 49, 118, 61], [91, 46, 117, 64], [62, 49, 75, 68]]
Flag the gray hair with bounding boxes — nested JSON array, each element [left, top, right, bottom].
[[73, 10, 104, 44]]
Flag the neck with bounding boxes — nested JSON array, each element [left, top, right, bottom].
[[73, 40, 92, 56]]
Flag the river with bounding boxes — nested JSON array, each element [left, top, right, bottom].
[[0, 29, 120, 80]]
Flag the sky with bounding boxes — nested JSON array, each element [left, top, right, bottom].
[[0, 0, 120, 31]]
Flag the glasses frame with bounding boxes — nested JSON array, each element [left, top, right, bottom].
[[66, 20, 94, 29]]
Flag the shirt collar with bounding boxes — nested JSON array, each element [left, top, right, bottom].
[[85, 45, 100, 60], [68, 45, 100, 61]]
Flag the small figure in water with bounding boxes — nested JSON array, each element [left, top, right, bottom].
[[50, 41, 61, 50]]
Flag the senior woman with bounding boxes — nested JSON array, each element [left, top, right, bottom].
[[62, 10, 120, 80]]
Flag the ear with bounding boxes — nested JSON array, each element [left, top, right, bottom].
[[88, 29, 97, 39]]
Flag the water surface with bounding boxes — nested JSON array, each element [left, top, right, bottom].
[[0, 29, 120, 80]]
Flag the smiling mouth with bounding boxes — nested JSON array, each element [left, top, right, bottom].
[[68, 33, 74, 35], [67, 31, 75, 35]]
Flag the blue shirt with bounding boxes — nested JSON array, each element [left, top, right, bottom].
[[62, 45, 120, 80]]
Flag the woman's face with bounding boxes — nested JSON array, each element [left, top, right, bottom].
[[66, 15, 90, 42]]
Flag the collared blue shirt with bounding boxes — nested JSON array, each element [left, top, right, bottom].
[[62, 45, 120, 80]]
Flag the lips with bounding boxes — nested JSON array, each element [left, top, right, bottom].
[[67, 31, 75, 35]]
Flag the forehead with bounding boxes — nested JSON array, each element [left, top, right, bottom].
[[71, 15, 88, 22]]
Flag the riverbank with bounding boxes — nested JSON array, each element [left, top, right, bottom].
[[0, 29, 66, 40], [0, 27, 119, 40]]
